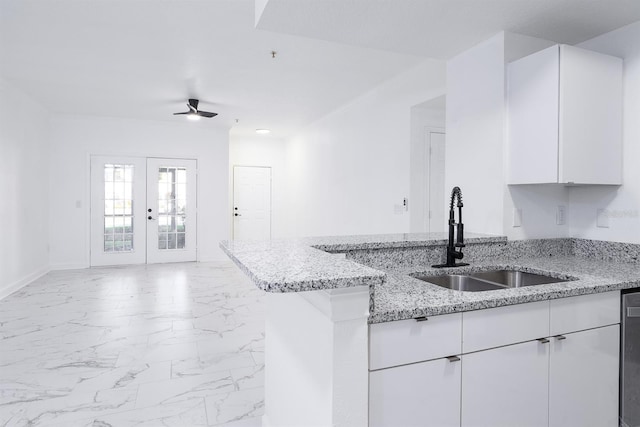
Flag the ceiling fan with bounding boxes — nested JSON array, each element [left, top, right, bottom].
[[173, 99, 217, 120]]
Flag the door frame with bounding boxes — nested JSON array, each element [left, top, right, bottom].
[[423, 127, 446, 233], [88, 154, 198, 267]]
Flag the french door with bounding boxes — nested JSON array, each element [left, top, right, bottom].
[[90, 156, 197, 266]]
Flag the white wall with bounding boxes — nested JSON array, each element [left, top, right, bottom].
[[446, 33, 507, 236], [567, 21, 640, 243], [446, 32, 568, 239], [229, 134, 289, 238], [283, 60, 446, 237], [0, 79, 50, 298], [49, 115, 229, 268], [409, 100, 446, 233]]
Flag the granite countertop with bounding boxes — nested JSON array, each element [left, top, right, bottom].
[[220, 232, 503, 292], [221, 233, 640, 324], [371, 257, 640, 323]]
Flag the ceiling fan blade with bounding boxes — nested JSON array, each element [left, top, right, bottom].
[[197, 111, 217, 118], [188, 99, 199, 110], [173, 112, 189, 115]]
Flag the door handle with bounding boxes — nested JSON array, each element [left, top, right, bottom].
[[537, 338, 550, 344], [555, 335, 567, 341], [446, 355, 461, 362]]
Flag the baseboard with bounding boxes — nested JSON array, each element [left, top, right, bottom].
[[0, 266, 50, 300], [197, 255, 230, 263], [49, 263, 89, 271]]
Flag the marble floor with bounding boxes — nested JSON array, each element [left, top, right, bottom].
[[0, 261, 266, 426]]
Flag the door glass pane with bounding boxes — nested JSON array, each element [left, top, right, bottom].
[[104, 164, 134, 253], [157, 166, 187, 250]]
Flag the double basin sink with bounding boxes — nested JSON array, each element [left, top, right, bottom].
[[414, 269, 571, 292]]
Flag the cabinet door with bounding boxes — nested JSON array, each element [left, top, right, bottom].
[[369, 357, 461, 427], [462, 340, 549, 427], [559, 45, 623, 185], [549, 325, 619, 427]]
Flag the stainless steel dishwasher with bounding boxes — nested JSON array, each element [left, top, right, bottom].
[[621, 290, 640, 427]]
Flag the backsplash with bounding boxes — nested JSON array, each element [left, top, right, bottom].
[[345, 238, 640, 270]]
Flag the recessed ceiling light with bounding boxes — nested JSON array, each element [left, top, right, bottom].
[[256, 129, 270, 134]]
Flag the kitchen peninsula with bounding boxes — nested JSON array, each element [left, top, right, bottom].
[[221, 233, 640, 427]]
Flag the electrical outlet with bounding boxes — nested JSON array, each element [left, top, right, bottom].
[[556, 205, 566, 225], [597, 209, 609, 228], [513, 208, 522, 227]]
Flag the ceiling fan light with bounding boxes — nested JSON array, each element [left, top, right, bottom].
[[187, 113, 201, 121]]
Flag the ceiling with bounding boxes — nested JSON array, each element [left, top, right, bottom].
[[1, 1, 640, 139], [258, 0, 640, 59]]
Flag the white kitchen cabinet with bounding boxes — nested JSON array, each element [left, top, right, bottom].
[[508, 44, 622, 185], [461, 339, 550, 427], [368, 291, 621, 427], [549, 325, 620, 427], [462, 300, 549, 353], [550, 290, 620, 335], [369, 357, 461, 427], [369, 313, 462, 370]]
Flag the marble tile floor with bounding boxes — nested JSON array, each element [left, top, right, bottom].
[[0, 261, 266, 426]]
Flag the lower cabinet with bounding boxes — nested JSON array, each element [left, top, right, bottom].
[[549, 324, 620, 427], [368, 292, 621, 427], [461, 340, 549, 427], [369, 357, 461, 427]]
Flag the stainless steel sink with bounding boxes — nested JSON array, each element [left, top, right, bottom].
[[413, 269, 571, 292], [469, 270, 569, 288], [414, 274, 505, 292]]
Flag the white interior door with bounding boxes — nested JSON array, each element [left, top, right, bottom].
[[146, 158, 197, 264], [233, 166, 271, 240], [90, 156, 147, 266], [90, 156, 197, 266], [426, 131, 446, 232]]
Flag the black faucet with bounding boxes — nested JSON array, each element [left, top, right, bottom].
[[432, 186, 469, 268]]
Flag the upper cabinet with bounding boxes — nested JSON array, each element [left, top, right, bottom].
[[507, 44, 622, 185]]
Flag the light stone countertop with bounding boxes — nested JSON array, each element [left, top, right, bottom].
[[371, 257, 640, 323], [220, 232, 503, 292], [220, 233, 640, 323]]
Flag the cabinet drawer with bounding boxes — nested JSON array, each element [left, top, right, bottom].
[[369, 313, 462, 370], [463, 301, 549, 353], [550, 291, 620, 335]]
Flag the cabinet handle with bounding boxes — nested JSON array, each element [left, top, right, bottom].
[[414, 316, 428, 322], [446, 355, 461, 362], [537, 338, 550, 344], [555, 335, 567, 341]]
